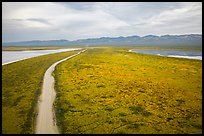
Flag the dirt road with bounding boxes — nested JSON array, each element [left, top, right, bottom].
[[36, 49, 86, 134]]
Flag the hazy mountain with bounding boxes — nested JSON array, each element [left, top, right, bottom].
[[2, 34, 202, 47]]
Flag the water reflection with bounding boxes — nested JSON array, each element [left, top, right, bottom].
[[130, 50, 202, 60], [2, 48, 81, 65]]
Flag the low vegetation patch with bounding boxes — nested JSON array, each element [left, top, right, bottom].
[[54, 47, 202, 134], [2, 50, 79, 134]]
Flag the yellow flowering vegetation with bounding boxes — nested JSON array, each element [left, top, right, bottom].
[[54, 47, 202, 134], [2, 50, 79, 134]]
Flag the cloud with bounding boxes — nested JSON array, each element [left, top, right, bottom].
[[26, 18, 51, 25], [2, 2, 202, 42], [11, 18, 51, 28], [148, 2, 201, 26], [56, 2, 98, 11]]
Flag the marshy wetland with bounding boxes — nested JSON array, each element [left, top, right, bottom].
[[2, 47, 202, 134]]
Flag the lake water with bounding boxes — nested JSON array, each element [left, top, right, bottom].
[[2, 48, 81, 65], [129, 49, 202, 60]]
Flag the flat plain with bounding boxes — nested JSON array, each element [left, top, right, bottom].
[[2, 50, 78, 134], [2, 46, 202, 134], [54, 47, 202, 134]]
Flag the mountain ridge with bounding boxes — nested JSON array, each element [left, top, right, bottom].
[[2, 34, 202, 47]]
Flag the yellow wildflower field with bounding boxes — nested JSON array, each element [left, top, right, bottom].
[[54, 47, 202, 134]]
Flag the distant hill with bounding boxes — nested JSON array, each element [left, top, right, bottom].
[[2, 34, 202, 47]]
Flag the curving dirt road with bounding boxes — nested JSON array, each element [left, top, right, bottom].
[[36, 49, 86, 134]]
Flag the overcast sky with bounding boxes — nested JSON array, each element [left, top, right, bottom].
[[2, 2, 202, 42]]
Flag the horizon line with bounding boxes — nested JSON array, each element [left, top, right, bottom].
[[2, 33, 202, 43]]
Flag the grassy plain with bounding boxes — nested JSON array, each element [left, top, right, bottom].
[[54, 47, 202, 134], [2, 50, 79, 134], [2, 46, 83, 51], [113, 46, 202, 51], [3, 46, 201, 51]]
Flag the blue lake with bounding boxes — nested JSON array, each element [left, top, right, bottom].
[[129, 49, 202, 60], [2, 48, 81, 65]]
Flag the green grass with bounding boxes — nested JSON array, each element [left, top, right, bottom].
[[2, 46, 84, 51], [54, 47, 202, 134], [2, 50, 79, 134]]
